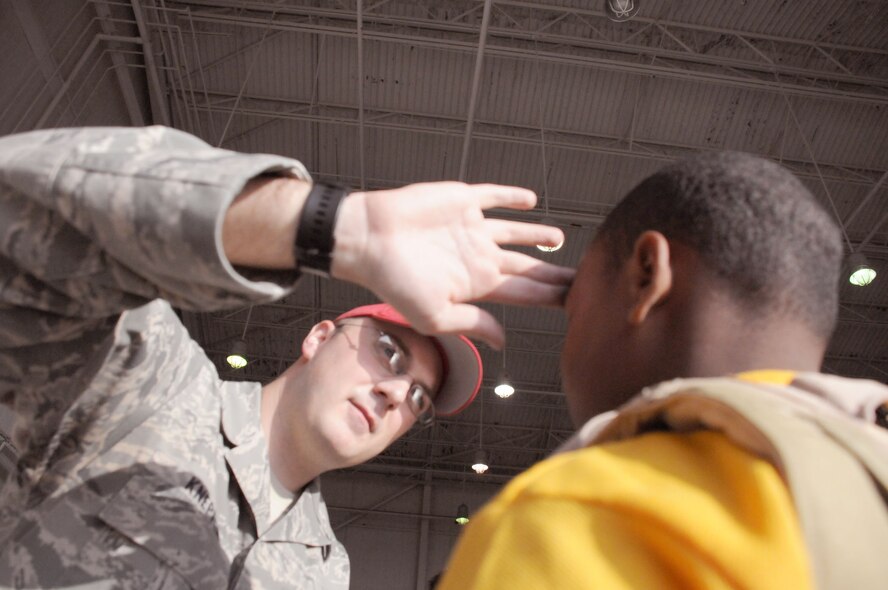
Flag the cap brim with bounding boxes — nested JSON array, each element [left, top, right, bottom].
[[431, 333, 482, 416]]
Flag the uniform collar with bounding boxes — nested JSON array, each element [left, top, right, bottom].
[[220, 382, 336, 545], [264, 478, 337, 545], [220, 382, 271, 530], [220, 380, 263, 446]]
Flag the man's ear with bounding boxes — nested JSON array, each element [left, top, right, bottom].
[[626, 231, 673, 325], [301, 320, 337, 359]]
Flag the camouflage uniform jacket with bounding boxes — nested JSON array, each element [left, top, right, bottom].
[[0, 127, 350, 589]]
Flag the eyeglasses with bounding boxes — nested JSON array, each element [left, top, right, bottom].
[[336, 321, 437, 426]]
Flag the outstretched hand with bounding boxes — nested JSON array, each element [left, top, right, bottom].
[[331, 181, 575, 348]]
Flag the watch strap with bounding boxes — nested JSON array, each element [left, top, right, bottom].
[[295, 182, 349, 277]]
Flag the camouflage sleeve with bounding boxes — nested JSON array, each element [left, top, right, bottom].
[[0, 125, 310, 347]]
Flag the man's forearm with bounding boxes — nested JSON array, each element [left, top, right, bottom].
[[222, 176, 310, 269]]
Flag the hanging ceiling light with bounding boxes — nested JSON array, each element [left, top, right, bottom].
[[535, 218, 563, 253], [605, 0, 640, 22], [846, 252, 877, 286], [495, 308, 515, 398], [531, 53, 564, 255], [472, 395, 489, 473], [472, 449, 489, 474], [536, 239, 564, 253], [494, 371, 515, 398], [226, 305, 254, 369], [227, 339, 248, 369], [455, 503, 470, 525]]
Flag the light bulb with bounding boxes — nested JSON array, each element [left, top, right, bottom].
[[846, 252, 877, 287], [227, 353, 248, 369], [495, 371, 515, 398], [494, 382, 515, 398], [850, 267, 876, 287], [227, 339, 248, 369], [455, 504, 470, 525], [536, 239, 564, 253], [472, 450, 489, 474]]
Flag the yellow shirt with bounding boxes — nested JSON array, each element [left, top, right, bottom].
[[440, 371, 812, 590]]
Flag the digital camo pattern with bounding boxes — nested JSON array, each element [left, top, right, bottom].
[[0, 127, 349, 589]]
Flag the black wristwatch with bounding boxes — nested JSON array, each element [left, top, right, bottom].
[[294, 182, 350, 277]]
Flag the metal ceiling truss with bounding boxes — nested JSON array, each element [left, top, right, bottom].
[[181, 92, 888, 257], [7, 6, 146, 133], [163, 0, 888, 105], [124, 1, 887, 256], [187, 90, 886, 190]]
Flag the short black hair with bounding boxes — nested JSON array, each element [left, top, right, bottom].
[[596, 151, 843, 340]]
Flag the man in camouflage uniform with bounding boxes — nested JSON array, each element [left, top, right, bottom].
[[0, 126, 572, 589]]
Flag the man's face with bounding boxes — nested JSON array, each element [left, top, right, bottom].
[[283, 317, 443, 470], [561, 240, 634, 426]]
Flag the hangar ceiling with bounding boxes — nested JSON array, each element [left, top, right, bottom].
[[2, 0, 887, 487]]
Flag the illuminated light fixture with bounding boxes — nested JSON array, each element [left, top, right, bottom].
[[455, 503, 470, 525], [472, 449, 489, 474], [605, 0, 640, 22], [227, 339, 248, 369], [846, 252, 877, 287], [535, 217, 563, 252], [494, 372, 515, 398], [536, 239, 564, 253], [227, 305, 254, 369], [495, 308, 515, 398], [531, 51, 563, 255], [472, 394, 489, 474], [535, 219, 563, 252]]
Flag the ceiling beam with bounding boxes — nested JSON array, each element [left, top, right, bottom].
[[33, 34, 144, 129], [171, 0, 888, 89], [131, 0, 171, 125], [184, 91, 887, 189], [10, 0, 93, 131], [93, 2, 145, 126], [10, 0, 73, 122], [458, 0, 492, 181], [170, 2, 888, 106]]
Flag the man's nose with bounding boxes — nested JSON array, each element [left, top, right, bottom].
[[373, 376, 411, 409]]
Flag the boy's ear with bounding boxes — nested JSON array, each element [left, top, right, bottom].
[[302, 320, 337, 359], [626, 231, 674, 325]]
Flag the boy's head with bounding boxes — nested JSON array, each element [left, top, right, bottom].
[[561, 151, 843, 424]]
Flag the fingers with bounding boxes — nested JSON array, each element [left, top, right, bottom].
[[427, 304, 506, 350], [498, 251, 575, 285], [480, 275, 572, 308], [485, 219, 565, 249], [468, 184, 538, 211]]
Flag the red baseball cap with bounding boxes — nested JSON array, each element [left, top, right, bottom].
[[335, 303, 483, 416]]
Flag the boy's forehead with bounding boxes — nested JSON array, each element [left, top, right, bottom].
[[567, 243, 606, 303]]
